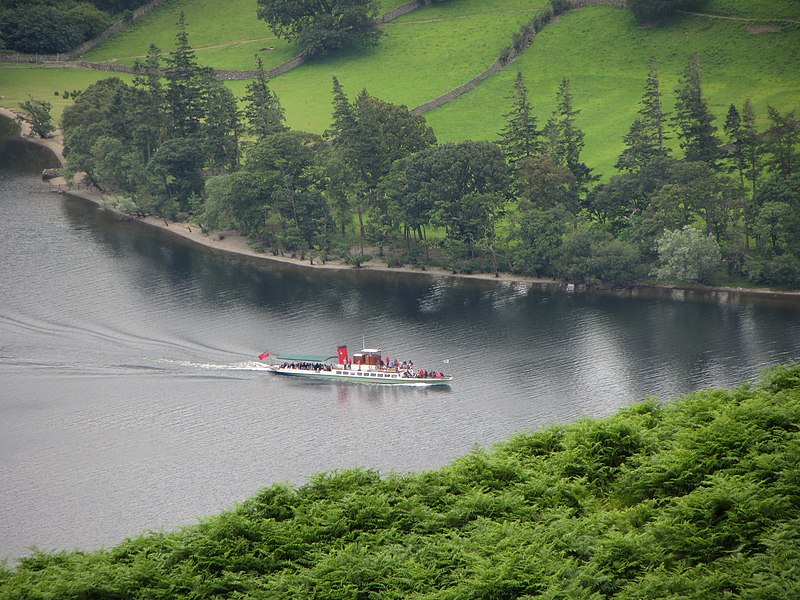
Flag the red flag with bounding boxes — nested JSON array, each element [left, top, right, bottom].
[[258, 352, 270, 360]]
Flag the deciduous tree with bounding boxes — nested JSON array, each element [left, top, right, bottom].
[[17, 98, 54, 139], [256, 0, 381, 57], [653, 225, 722, 283]]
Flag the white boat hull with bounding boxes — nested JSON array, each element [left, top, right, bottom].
[[266, 365, 452, 386]]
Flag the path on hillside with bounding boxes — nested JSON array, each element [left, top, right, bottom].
[[675, 10, 800, 25]]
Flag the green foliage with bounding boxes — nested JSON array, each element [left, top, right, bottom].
[[653, 225, 722, 283], [256, 0, 382, 57], [17, 98, 54, 138], [0, 0, 112, 54], [557, 226, 643, 286], [4, 364, 800, 597], [626, 0, 707, 23]]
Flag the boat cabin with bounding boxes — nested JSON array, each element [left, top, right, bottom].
[[351, 348, 382, 367]]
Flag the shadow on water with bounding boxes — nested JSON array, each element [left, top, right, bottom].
[[0, 115, 61, 174]]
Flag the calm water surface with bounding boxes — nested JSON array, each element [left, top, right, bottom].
[[2, 143, 799, 560]]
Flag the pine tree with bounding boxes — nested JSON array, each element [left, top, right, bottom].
[[325, 75, 355, 142], [641, 57, 669, 153], [617, 58, 670, 172], [242, 56, 286, 139], [741, 99, 761, 197], [164, 11, 208, 138], [764, 106, 799, 179], [203, 79, 241, 175], [673, 52, 720, 166], [545, 77, 593, 190], [132, 43, 167, 161], [498, 71, 541, 165]]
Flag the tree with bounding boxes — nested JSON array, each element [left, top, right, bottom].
[[626, 0, 705, 23], [509, 204, 570, 278], [763, 106, 799, 180], [673, 52, 720, 166], [132, 43, 168, 161], [556, 226, 642, 286], [328, 85, 436, 253], [17, 98, 54, 139], [652, 225, 722, 283], [616, 56, 670, 172], [416, 141, 511, 256], [544, 77, 594, 191], [242, 56, 287, 139], [516, 155, 577, 214], [256, 0, 382, 57], [0, 1, 111, 54], [164, 11, 209, 138], [203, 80, 241, 175], [498, 71, 542, 166], [325, 75, 355, 141]]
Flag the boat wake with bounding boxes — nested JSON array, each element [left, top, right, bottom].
[[161, 359, 273, 373]]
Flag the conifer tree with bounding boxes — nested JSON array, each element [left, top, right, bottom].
[[673, 52, 720, 166], [740, 99, 761, 197], [544, 77, 593, 190], [498, 71, 542, 166], [242, 56, 287, 139], [164, 11, 208, 138], [764, 106, 799, 179], [325, 75, 355, 142], [132, 43, 167, 161], [617, 57, 670, 172], [641, 56, 669, 154], [204, 79, 241, 175]]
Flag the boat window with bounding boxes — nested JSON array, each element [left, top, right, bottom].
[[336, 371, 342, 374]]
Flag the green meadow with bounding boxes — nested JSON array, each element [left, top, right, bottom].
[[425, 5, 800, 176], [2, 0, 799, 177]]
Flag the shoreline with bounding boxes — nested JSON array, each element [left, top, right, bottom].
[[3, 107, 799, 302]]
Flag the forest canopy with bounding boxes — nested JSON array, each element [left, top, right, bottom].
[[0, 0, 148, 54]]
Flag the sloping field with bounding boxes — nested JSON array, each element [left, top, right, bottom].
[[425, 4, 800, 176], [3, 0, 798, 177], [83, 0, 412, 70], [230, 0, 550, 134]]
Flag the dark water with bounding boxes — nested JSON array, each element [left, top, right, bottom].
[[1, 155, 799, 561]]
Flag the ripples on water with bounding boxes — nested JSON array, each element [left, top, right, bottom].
[[1, 165, 799, 561]]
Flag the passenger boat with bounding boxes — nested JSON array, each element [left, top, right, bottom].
[[258, 346, 452, 386]]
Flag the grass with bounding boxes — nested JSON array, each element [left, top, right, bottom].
[[84, 0, 437, 70], [0, 65, 134, 121], [424, 5, 800, 177], [237, 0, 550, 134], [2, 0, 798, 176]]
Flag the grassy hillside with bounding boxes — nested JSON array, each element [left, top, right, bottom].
[[230, 0, 550, 135], [426, 4, 800, 176], [83, 0, 412, 69], [2, 0, 798, 177], [2, 363, 799, 597]]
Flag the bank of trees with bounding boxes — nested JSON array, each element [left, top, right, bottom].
[[2, 362, 800, 596], [54, 13, 800, 288], [0, 0, 148, 54]]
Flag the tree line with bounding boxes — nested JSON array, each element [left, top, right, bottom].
[[0, 0, 149, 54], [48, 11, 800, 287]]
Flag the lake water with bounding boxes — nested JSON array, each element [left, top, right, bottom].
[[2, 139, 799, 561]]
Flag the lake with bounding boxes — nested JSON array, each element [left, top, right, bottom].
[[1, 139, 799, 561]]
